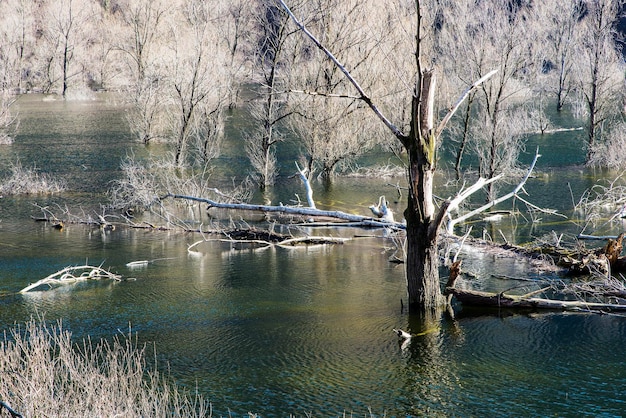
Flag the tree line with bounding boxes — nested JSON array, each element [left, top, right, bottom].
[[0, 0, 624, 180]]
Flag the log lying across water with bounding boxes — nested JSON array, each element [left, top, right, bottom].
[[446, 287, 626, 312], [166, 193, 406, 230]]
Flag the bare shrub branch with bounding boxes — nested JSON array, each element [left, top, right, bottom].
[[0, 161, 65, 195]]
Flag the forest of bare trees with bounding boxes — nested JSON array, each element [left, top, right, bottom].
[[0, 0, 623, 170]]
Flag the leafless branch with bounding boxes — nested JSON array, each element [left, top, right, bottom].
[[445, 148, 542, 233], [278, 0, 406, 141]]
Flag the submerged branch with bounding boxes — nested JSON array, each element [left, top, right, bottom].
[[448, 287, 626, 312], [20, 265, 122, 293]]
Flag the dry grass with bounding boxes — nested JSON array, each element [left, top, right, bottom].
[[0, 161, 65, 195], [573, 172, 626, 227], [0, 318, 210, 417]]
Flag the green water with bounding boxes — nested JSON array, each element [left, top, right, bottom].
[[1, 95, 626, 416]]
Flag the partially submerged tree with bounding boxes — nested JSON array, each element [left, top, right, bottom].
[[285, 0, 384, 181], [289, 96, 377, 180], [574, 0, 625, 160], [279, 0, 499, 311], [166, 0, 230, 167], [0, 90, 18, 144], [441, 0, 539, 199], [115, 0, 170, 144], [246, 0, 295, 188]]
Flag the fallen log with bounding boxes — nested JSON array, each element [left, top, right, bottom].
[[447, 287, 626, 312], [166, 193, 406, 230]]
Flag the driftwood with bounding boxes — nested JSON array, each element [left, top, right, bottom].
[[188, 235, 350, 254], [447, 287, 626, 312], [555, 233, 625, 275], [20, 265, 122, 293], [166, 193, 405, 230], [456, 231, 626, 276]]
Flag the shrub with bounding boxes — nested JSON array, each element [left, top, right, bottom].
[[0, 161, 65, 195], [587, 122, 626, 169]]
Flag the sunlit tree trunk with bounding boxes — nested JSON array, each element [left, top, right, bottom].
[[403, 69, 443, 310]]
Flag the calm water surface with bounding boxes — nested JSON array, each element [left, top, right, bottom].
[[1, 95, 626, 417]]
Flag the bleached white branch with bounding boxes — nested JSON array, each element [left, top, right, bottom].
[[295, 162, 316, 209], [20, 265, 122, 293], [446, 149, 541, 234], [447, 175, 504, 214], [166, 193, 406, 229], [435, 70, 498, 139]]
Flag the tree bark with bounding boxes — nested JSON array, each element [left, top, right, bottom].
[[403, 69, 444, 311], [404, 202, 441, 309], [166, 193, 405, 229]]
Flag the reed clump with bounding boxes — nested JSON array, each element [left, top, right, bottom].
[[0, 318, 210, 417], [0, 161, 65, 195]]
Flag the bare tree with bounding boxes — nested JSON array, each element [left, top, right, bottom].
[[573, 0, 625, 160], [115, 0, 170, 143], [127, 77, 165, 144], [40, 0, 98, 97], [534, 1, 582, 112], [280, 0, 499, 311], [214, 0, 253, 108], [441, 0, 539, 199], [246, 0, 295, 188], [115, 0, 169, 83], [0, 90, 18, 144], [165, 0, 230, 167], [437, 0, 480, 180], [588, 121, 626, 168], [285, 0, 385, 181], [0, 0, 38, 92], [289, 96, 377, 180], [83, 5, 119, 91], [245, 100, 282, 187]]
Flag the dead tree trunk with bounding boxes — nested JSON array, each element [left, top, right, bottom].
[[402, 69, 444, 309]]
